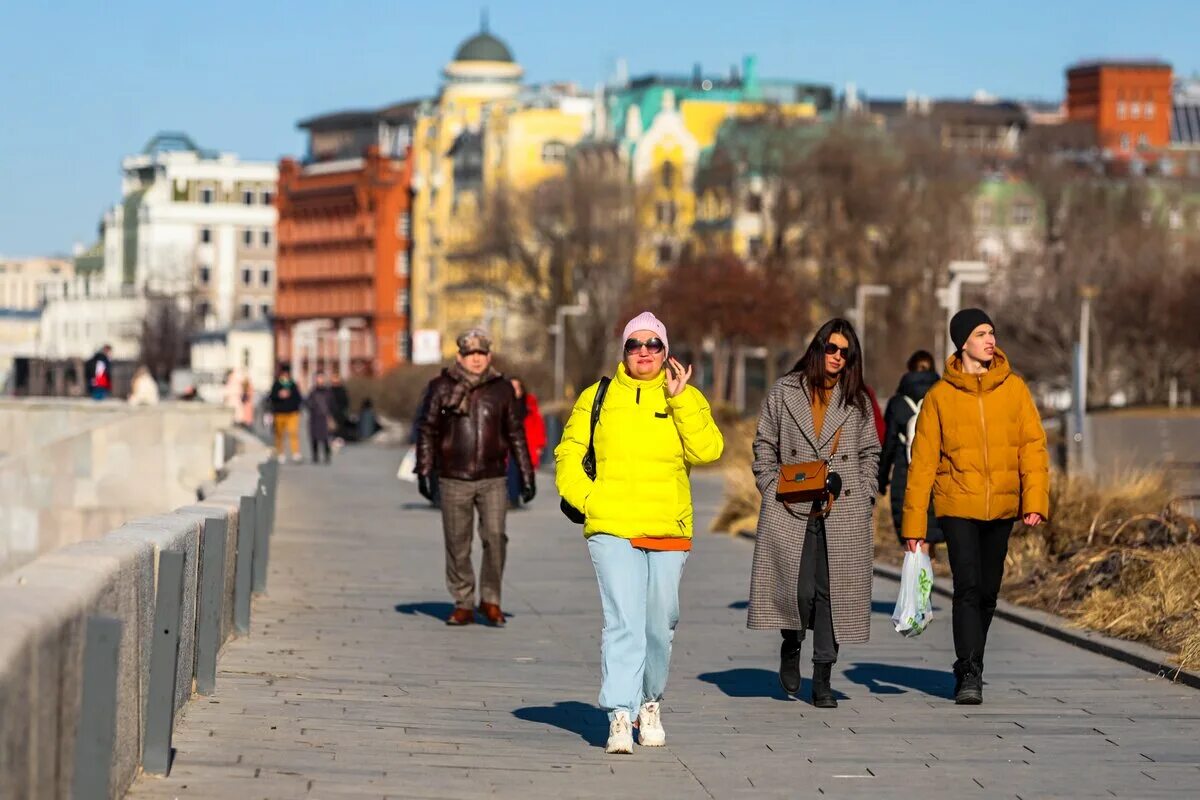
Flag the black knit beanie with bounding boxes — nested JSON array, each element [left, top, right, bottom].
[[950, 308, 994, 352]]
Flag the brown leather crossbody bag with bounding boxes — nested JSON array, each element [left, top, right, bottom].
[[775, 426, 843, 518]]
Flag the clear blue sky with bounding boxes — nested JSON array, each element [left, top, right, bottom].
[[3, 0, 1197, 256]]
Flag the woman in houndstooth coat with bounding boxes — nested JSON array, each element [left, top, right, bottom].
[[747, 319, 881, 707]]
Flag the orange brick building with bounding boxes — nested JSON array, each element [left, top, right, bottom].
[[275, 104, 416, 382], [1067, 60, 1173, 160]]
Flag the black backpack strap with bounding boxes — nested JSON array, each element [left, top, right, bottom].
[[586, 377, 611, 460]]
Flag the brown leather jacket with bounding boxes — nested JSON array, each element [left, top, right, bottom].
[[415, 370, 535, 485]]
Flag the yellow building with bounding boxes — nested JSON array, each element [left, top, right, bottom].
[[409, 27, 594, 362]]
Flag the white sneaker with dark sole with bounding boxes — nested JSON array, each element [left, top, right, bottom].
[[605, 710, 634, 754], [637, 701, 665, 746]]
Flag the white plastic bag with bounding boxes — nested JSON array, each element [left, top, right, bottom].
[[891, 549, 934, 637], [396, 446, 418, 483]]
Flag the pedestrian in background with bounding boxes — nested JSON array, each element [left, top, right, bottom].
[[416, 329, 535, 627], [879, 350, 943, 552], [556, 312, 723, 754], [128, 365, 159, 406], [902, 309, 1049, 705], [507, 377, 546, 507], [748, 318, 880, 709], [306, 371, 336, 464], [269, 363, 304, 463], [85, 344, 113, 401]]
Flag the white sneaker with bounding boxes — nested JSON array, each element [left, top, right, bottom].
[[605, 710, 634, 754], [276, 454, 287, 464], [637, 701, 665, 747]]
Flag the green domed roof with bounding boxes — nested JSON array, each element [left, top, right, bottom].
[[453, 32, 514, 63]]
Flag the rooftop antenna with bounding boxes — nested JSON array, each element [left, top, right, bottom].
[[480, 7, 489, 32]]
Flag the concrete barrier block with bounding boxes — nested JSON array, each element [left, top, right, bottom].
[[0, 579, 95, 800], [178, 501, 240, 646], [113, 514, 203, 720]]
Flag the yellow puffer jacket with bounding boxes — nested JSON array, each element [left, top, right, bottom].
[[555, 363, 724, 540], [901, 349, 1049, 538]]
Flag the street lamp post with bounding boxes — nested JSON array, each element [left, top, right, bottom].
[[847, 284, 891, 355], [936, 260, 989, 358], [552, 294, 588, 400]]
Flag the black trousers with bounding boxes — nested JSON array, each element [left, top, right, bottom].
[[311, 437, 331, 463], [781, 516, 839, 664], [940, 516, 1015, 667]]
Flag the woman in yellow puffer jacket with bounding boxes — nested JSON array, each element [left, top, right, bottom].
[[902, 308, 1049, 706], [555, 311, 723, 755]]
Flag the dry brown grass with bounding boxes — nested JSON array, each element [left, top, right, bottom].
[[713, 449, 1200, 671]]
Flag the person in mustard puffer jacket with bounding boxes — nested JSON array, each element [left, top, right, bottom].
[[902, 308, 1049, 705], [555, 311, 723, 755]]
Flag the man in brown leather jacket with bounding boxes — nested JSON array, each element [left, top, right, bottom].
[[416, 329, 535, 627]]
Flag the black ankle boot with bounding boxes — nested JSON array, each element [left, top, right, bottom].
[[812, 662, 837, 708], [954, 660, 982, 705], [779, 640, 802, 695]]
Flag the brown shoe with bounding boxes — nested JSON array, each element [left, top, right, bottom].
[[478, 602, 506, 627], [446, 607, 475, 626]]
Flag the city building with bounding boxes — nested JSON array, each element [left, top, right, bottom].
[[602, 57, 831, 270], [866, 93, 1030, 158], [0, 257, 73, 388], [275, 106, 415, 381], [408, 26, 595, 361], [190, 320, 275, 403], [1167, 77, 1200, 176], [1066, 60, 1173, 163]]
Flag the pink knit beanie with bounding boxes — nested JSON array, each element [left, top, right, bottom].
[[621, 311, 669, 355]]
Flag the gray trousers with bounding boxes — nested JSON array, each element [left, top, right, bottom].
[[439, 477, 508, 609]]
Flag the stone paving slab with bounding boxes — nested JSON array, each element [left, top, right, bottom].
[[129, 446, 1200, 799]]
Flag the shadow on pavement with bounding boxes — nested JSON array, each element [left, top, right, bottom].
[[871, 599, 895, 614], [728, 600, 749, 610], [697, 668, 792, 701], [844, 662, 954, 699], [513, 701, 608, 747], [393, 601, 455, 620]]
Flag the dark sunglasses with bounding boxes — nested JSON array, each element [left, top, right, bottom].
[[624, 337, 665, 355], [824, 342, 851, 359]]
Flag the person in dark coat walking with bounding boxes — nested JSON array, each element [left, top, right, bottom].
[[415, 329, 535, 627], [878, 351, 943, 550], [305, 371, 336, 464], [748, 318, 881, 708], [85, 345, 114, 400]]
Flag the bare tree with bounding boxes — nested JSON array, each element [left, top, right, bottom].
[[139, 292, 198, 381], [466, 146, 642, 398]]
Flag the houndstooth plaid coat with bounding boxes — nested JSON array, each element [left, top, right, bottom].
[[747, 374, 881, 642]]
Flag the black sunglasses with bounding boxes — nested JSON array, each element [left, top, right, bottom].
[[624, 337, 665, 355], [824, 342, 851, 359]]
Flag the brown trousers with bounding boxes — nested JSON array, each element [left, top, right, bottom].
[[438, 477, 509, 609]]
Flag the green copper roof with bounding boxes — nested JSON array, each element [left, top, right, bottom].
[[453, 32, 514, 63]]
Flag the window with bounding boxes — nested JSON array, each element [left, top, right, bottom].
[[198, 265, 211, 285], [260, 268, 271, 286], [397, 214, 411, 238], [1116, 101, 1126, 120], [260, 303, 271, 318], [661, 161, 676, 190], [1011, 202, 1034, 226], [240, 303, 252, 319], [656, 242, 674, 266], [199, 227, 212, 244], [242, 189, 255, 205], [1145, 102, 1155, 120], [656, 201, 677, 226], [541, 141, 567, 163], [200, 186, 215, 204], [242, 267, 253, 286], [746, 193, 763, 213], [395, 289, 409, 316], [395, 251, 410, 276], [1137, 133, 1149, 149], [261, 229, 272, 247], [1120, 133, 1131, 151], [261, 190, 274, 206], [396, 331, 410, 360], [196, 301, 210, 320], [242, 229, 253, 247]]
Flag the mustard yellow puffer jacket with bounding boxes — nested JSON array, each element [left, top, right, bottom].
[[901, 349, 1050, 539], [555, 363, 724, 540]]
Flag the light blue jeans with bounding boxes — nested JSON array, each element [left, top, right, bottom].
[[587, 534, 689, 721]]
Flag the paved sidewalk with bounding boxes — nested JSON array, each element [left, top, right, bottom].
[[129, 445, 1200, 799]]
